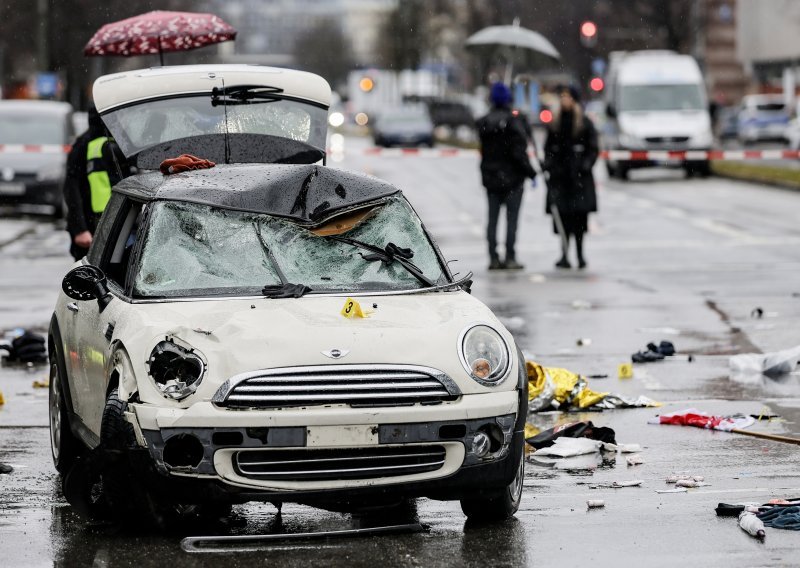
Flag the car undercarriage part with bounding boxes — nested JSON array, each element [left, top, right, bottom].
[[146, 339, 206, 400], [181, 523, 427, 553], [163, 433, 205, 469]]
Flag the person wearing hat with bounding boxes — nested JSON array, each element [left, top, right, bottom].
[[64, 106, 131, 260], [543, 85, 598, 269], [476, 82, 536, 270]]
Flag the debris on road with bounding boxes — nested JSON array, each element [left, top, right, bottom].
[[758, 505, 800, 530], [0, 390, 4, 405], [576, 338, 592, 347], [32, 379, 49, 389], [0, 463, 12, 474], [590, 480, 643, 489], [587, 500, 605, 508], [729, 345, 800, 377], [571, 300, 592, 310], [0, 329, 47, 365], [626, 454, 644, 466], [751, 307, 764, 318], [649, 409, 755, 431], [632, 340, 676, 363], [527, 361, 661, 412], [738, 511, 766, 540], [531, 437, 606, 458], [666, 474, 704, 484], [675, 479, 710, 488], [656, 488, 688, 494], [526, 420, 616, 449]]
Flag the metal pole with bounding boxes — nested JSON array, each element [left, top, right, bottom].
[[36, 0, 49, 70]]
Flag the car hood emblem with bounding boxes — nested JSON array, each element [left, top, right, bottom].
[[322, 348, 349, 359]]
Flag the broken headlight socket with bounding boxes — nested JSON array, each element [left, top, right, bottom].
[[472, 424, 506, 460], [458, 324, 510, 386], [146, 338, 206, 401]]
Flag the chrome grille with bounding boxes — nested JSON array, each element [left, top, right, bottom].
[[213, 364, 460, 409], [234, 445, 447, 481]]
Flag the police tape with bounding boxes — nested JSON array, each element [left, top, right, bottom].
[[330, 147, 800, 161], [0, 144, 71, 154]]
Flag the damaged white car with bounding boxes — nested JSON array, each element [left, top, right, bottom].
[[49, 65, 527, 525]]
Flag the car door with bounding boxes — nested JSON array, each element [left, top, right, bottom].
[[70, 197, 144, 435]]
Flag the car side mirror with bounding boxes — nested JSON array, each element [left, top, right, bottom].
[[606, 104, 617, 118], [62, 265, 113, 312]]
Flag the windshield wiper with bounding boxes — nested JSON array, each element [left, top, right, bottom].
[[211, 85, 284, 106], [253, 221, 312, 298], [325, 235, 436, 288]]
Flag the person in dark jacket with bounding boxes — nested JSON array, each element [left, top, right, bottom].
[[64, 106, 131, 260], [543, 85, 598, 269], [476, 82, 536, 270]]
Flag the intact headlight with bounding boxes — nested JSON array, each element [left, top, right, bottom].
[[146, 339, 206, 400], [459, 324, 510, 385], [619, 132, 643, 149]]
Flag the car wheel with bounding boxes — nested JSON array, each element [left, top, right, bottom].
[[460, 446, 524, 521], [49, 357, 79, 474], [605, 161, 617, 178]]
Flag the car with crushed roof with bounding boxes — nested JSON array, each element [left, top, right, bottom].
[[49, 65, 527, 526]]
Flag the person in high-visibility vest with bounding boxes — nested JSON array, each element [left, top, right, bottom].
[[65, 106, 131, 260]]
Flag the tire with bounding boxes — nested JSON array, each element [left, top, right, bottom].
[[49, 356, 79, 474], [460, 447, 525, 521], [605, 161, 617, 178]]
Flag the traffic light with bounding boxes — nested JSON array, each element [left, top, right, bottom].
[[589, 77, 604, 92], [580, 21, 597, 47]]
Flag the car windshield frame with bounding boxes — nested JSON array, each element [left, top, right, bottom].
[[100, 92, 328, 160], [128, 196, 452, 300]]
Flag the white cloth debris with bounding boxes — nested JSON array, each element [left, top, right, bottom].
[[531, 437, 602, 458]]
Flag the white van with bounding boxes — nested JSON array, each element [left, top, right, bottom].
[[603, 50, 713, 179]]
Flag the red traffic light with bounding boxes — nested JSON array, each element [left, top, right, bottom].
[[539, 109, 553, 124], [590, 77, 605, 92], [580, 21, 597, 38]]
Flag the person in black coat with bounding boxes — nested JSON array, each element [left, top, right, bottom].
[[476, 82, 536, 270], [543, 85, 598, 269]]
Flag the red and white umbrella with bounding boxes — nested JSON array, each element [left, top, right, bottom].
[[84, 10, 237, 65]]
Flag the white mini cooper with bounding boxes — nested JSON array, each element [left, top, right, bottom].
[[49, 65, 527, 525]]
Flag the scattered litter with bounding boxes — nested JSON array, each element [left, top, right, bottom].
[[729, 345, 800, 378], [0, 390, 4, 405], [758, 505, 800, 530], [656, 488, 688, 494], [632, 340, 676, 363], [618, 363, 633, 378], [585, 373, 608, 379], [576, 338, 592, 346], [687, 354, 695, 363], [716, 502, 760, 517], [529, 274, 547, 283], [739, 511, 766, 540], [0, 463, 12, 474], [616, 443, 642, 453], [590, 480, 643, 489], [531, 437, 604, 458], [526, 421, 616, 450], [676, 479, 710, 488], [587, 500, 605, 509], [0, 329, 47, 364], [751, 307, 764, 319], [626, 454, 644, 466], [571, 300, 593, 310], [527, 361, 660, 413], [32, 380, 49, 389], [650, 409, 755, 432], [666, 474, 704, 484]]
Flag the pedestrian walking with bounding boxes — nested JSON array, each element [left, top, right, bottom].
[[64, 106, 131, 260], [543, 85, 598, 269], [476, 82, 536, 270]]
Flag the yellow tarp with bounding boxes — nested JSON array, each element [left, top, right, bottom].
[[526, 361, 609, 409]]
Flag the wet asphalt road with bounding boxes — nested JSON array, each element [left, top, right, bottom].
[[1, 135, 800, 566]]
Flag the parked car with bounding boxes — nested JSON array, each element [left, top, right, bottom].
[[737, 95, 789, 145], [372, 105, 435, 147], [50, 65, 527, 527], [715, 105, 740, 141], [0, 100, 74, 216]]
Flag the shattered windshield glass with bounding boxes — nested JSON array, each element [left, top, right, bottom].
[[134, 196, 446, 298]]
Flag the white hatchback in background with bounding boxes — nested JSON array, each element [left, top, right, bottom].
[[49, 65, 528, 527], [738, 94, 789, 145]]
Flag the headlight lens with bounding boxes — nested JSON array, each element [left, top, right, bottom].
[[460, 325, 510, 384], [619, 132, 643, 148], [146, 340, 205, 400]]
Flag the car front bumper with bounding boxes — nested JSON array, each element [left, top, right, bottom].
[[126, 389, 525, 504]]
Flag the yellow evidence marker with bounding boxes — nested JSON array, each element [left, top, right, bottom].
[[618, 362, 633, 379], [341, 297, 368, 318]]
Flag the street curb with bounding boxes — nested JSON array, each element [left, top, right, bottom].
[[711, 164, 800, 192]]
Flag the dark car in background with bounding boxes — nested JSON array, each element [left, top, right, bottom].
[[427, 100, 476, 142], [372, 106, 434, 147], [0, 100, 74, 217]]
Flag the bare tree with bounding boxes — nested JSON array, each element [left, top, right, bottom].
[[292, 19, 354, 90]]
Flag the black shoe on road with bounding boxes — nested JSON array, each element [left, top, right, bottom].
[[555, 258, 571, 269], [504, 259, 524, 270], [488, 258, 504, 270]]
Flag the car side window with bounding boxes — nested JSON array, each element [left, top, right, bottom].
[[86, 193, 124, 266], [98, 199, 145, 292]]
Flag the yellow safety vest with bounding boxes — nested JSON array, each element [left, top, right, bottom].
[[86, 136, 111, 213]]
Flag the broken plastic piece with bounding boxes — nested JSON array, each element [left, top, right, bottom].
[[729, 345, 800, 378], [587, 500, 605, 508], [626, 454, 644, 466], [676, 479, 710, 488], [656, 488, 688, 494], [739, 511, 766, 540], [0, 463, 12, 474]]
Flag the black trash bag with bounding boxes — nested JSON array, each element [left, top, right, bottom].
[[526, 421, 617, 449], [1, 331, 47, 363]]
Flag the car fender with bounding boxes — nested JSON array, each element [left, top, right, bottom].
[[106, 342, 137, 402]]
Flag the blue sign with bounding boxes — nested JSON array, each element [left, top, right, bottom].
[[591, 58, 606, 77], [35, 73, 59, 98]]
